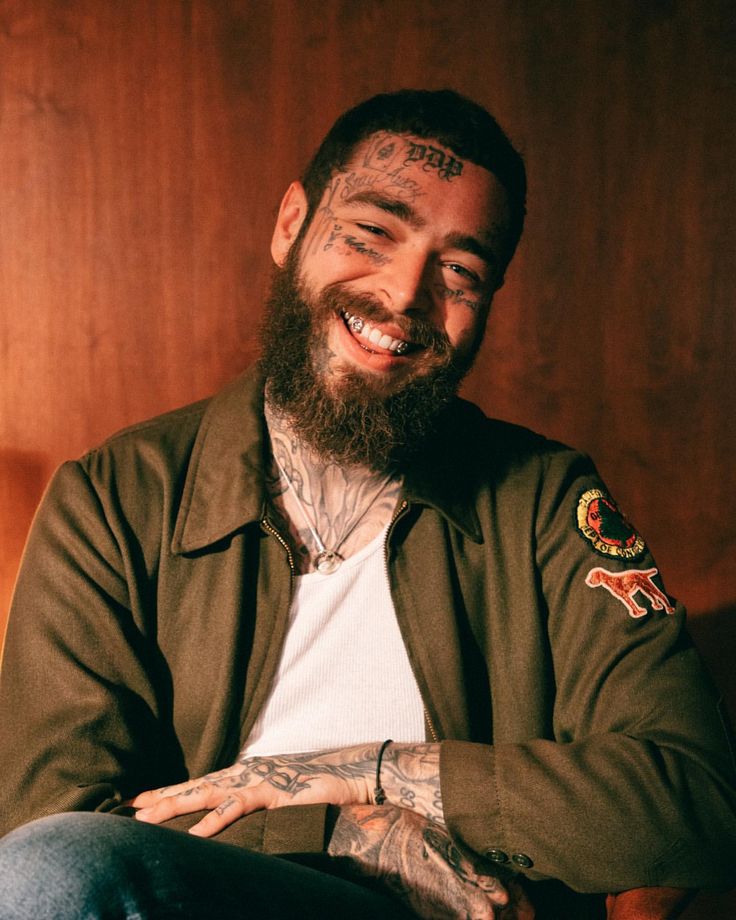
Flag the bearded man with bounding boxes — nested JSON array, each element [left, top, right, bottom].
[[0, 90, 733, 920]]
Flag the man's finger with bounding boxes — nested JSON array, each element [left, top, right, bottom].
[[130, 765, 240, 810], [135, 782, 237, 824], [129, 788, 162, 809], [188, 796, 244, 837], [130, 781, 201, 809]]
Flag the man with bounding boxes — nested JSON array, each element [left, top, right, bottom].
[[0, 89, 734, 919]]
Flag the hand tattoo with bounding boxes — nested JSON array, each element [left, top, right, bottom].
[[327, 805, 516, 919]]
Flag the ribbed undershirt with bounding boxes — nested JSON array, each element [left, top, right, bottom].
[[240, 527, 426, 756]]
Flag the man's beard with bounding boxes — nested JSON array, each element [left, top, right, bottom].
[[259, 251, 482, 472]]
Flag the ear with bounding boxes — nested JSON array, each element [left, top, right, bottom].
[[270, 182, 309, 267]]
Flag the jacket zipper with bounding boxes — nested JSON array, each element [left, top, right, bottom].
[[233, 519, 296, 751], [261, 517, 296, 576], [384, 500, 440, 744]]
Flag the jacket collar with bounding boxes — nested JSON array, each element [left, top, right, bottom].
[[171, 367, 483, 555], [171, 368, 269, 554]]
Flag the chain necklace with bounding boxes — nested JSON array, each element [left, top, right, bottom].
[[274, 458, 396, 574]]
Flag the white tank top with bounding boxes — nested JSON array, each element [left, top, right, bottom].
[[241, 527, 426, 756]]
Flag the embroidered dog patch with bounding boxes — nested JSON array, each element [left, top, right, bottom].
[[576, 488, 646, 561], [586, 567, 675, 619]]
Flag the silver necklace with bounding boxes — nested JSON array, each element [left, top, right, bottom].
[[274, 458, 394, 574]]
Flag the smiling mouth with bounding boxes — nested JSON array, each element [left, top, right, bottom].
[[341, 310, 416, 355]]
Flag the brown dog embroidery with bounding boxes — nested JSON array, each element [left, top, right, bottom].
[[585, 567, 675, 619]]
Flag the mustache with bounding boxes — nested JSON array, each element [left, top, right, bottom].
[[319, 285, 452, 356]]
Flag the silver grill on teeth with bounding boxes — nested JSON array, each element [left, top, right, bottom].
[[343, 311, 409, 354]]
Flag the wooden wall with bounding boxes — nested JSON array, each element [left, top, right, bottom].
[[0, 2, 734, 909], [2, 0, 735, 685], [6, 1, 732, 611]]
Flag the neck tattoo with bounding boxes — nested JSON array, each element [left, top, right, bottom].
[[274, 457, 395, 574]]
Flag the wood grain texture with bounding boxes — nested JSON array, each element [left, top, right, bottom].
[[1, 0, 733, 628], [1, 0, 731, 611], [1, 0, 733, 632], [0, 1, 733, 913]]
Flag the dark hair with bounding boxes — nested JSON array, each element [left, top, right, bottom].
[[301, 88, 527, 267]]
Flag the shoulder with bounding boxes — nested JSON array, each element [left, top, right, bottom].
[[75, 368, 263, 486], [407, 398, 594, 539], [79, 395, 211, 478], [441, 396, 588, 482]]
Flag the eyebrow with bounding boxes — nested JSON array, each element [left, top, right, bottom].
[[443, 233, 499, 268], [341, 190, 427, 229]]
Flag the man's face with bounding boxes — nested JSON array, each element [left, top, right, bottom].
[[262, 132, 512, 470], [272, 132, 512, 399]]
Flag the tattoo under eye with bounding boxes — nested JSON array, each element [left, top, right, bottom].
[[341, 234, 391, 266], [434, 284, 484, 313]]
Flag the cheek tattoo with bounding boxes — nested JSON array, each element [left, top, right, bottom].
[[341, 234, 391, 266], [434, 284, 484, 313], [323, 222, 343, 252]]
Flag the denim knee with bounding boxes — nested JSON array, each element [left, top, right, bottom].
[[0, 812, 151, 920], [0, 811, 417, 919]]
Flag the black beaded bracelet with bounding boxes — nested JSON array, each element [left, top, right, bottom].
[[374, 739, 393, 805]]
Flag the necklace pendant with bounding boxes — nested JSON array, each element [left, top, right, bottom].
[[315, 550, 342, 574]]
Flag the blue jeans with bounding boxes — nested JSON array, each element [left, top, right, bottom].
[[0, 812, 415, 919]]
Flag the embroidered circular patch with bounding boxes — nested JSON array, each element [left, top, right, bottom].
[[576, 488, 646, 561]]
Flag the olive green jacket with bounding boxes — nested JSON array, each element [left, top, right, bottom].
[[1, 368, 734, 898]]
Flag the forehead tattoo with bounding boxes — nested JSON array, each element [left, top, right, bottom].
[[361, 133, 465, 184], [403, 141, 463, 181]]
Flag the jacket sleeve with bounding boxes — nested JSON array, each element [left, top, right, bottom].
[[441, 449, 736, 893], [0, 460, 327, 854]]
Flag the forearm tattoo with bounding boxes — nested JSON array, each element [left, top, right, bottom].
[[380, 743, 444, 825]]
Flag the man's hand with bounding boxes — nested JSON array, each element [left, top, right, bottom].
[[327, 804, 535, 920], [131, 750, 535, 918], [131, 744, 375, 836], [131, 741, 444, 837]]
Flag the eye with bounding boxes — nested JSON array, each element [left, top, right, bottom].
[[356, 222, 388, 238], [444, 262, 481, 285]]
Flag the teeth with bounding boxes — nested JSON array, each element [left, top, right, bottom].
[[342, 311, 410, 355]]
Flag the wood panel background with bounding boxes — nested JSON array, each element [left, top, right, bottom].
[[0, 1, 733, 911]]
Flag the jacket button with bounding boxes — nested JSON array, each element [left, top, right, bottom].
[[484, 848, 509, 864], [512, 853, 534, 868]]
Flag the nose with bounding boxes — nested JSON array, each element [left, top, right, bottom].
[[378, 249, 434, 315]]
